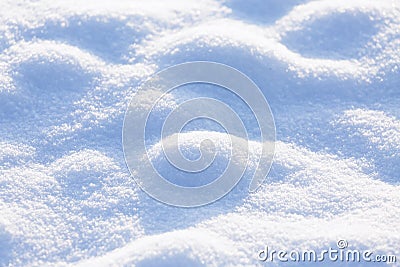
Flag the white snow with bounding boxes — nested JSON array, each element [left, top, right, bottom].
[[0, 0, 399, 266]]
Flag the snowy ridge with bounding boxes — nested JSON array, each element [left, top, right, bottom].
[[0, 0, 399, 266]]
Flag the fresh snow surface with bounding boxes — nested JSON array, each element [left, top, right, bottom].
[[0, 0, 399, 266]]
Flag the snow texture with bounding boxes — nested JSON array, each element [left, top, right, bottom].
[[0, 0, 399, 266]]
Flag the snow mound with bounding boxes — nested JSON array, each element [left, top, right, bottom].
[[0, 0, 399, 266]]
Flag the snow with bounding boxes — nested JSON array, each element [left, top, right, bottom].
[[0, 0, 399, 266]]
